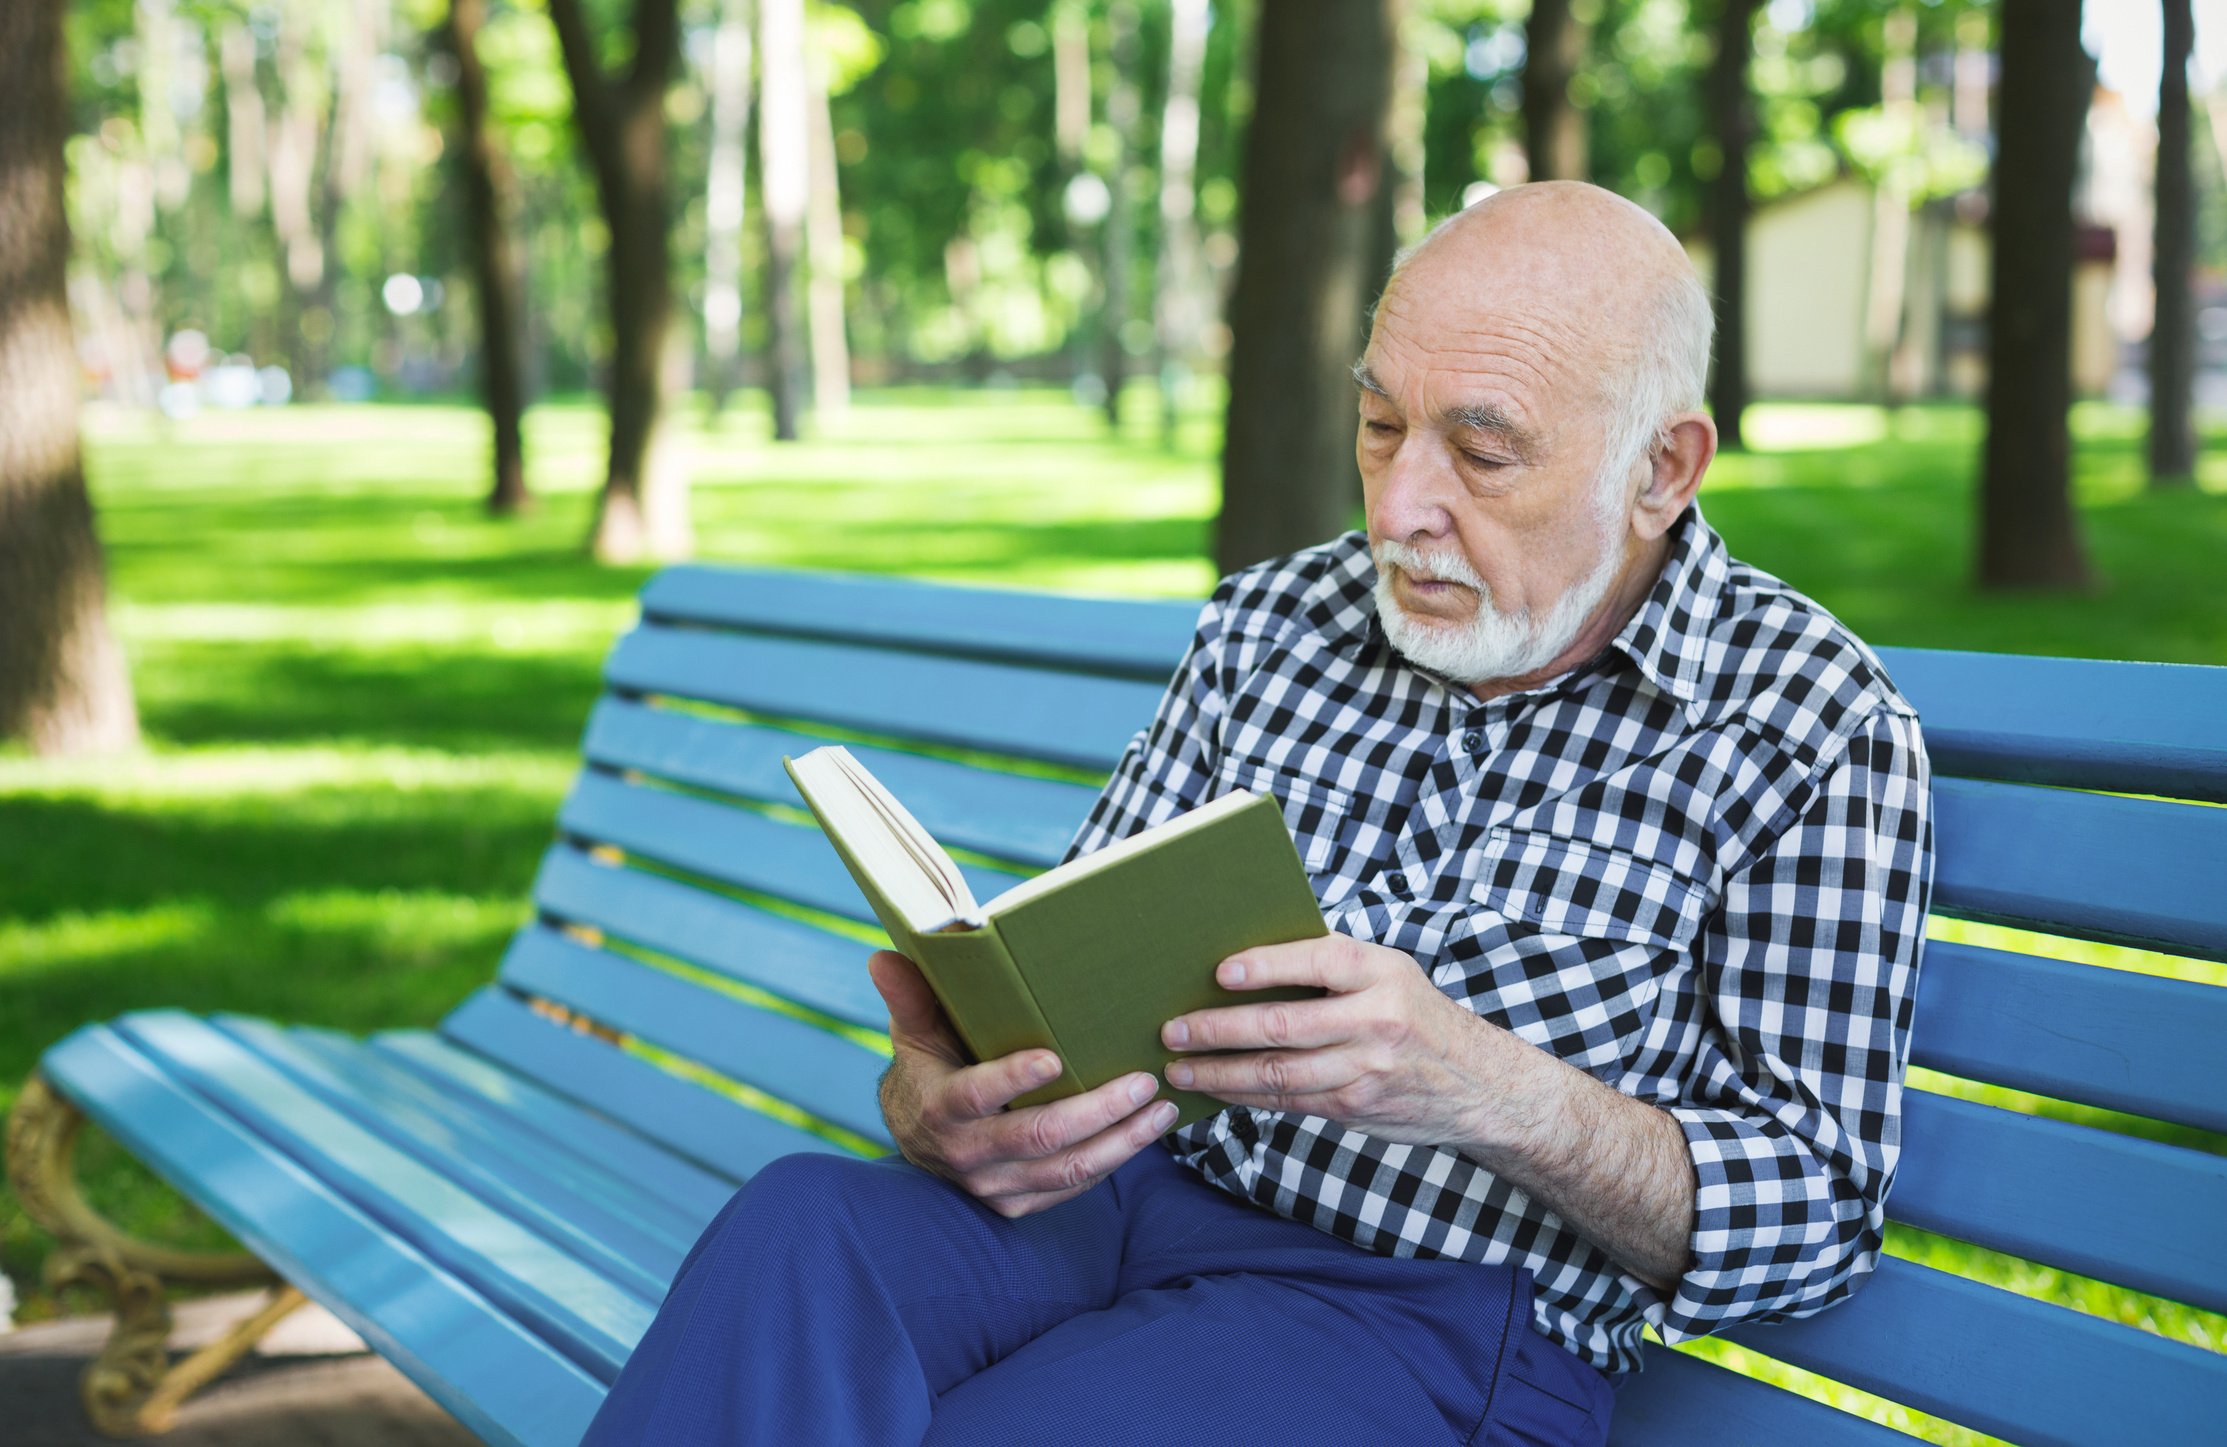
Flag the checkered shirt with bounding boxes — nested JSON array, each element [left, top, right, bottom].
[[1059, 504, 1935, 1374]]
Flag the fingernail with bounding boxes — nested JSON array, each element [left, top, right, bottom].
[[1032, 1055, 1059, 1082], [1164, 1019, 1189, 1047], [1167, 1062, 1194, 1087], [1151, 1101, 1179, 1131], [1128, 1075, 1155, 1106], [1223, 960, 1247, 985]]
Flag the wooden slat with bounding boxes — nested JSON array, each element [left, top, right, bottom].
[[1722, 1256, 2227, 1447], [604, 623, 1162, 772], [498, 926, 892, 1148], [638, 565, 1200, 682], [439, 987, 856, 1182], [213, 1016, 689, 1296], [582, 697, 1098, 869], [107, 1011, 654, 1380], [555, 770, 1025, 927], [1879, 647, 2227, 803], [1609, 1347, 1918, 1447], [532, 845, 886, 1031], [368, 1029, 738, 1224], [1890, 1090, 2227, 1314], [1910, 941, 2227, 1134], [41, 1024, 609, 1447], [1932, 777, 2227, 962]]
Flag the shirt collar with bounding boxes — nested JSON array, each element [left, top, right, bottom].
[[1326, 504, 1726, 724]]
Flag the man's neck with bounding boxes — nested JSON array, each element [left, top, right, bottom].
[[1463, 530, 1672, 704]]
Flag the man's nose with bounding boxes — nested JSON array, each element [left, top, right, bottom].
[[1369, 434, 1456, 543]]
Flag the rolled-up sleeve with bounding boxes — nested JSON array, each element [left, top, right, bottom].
[[1652, 708, 1934, 1341]]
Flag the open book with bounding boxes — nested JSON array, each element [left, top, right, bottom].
[[784, 746, 1327, 1128]]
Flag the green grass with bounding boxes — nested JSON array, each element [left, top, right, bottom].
[[2, 387, 2222, 1439]]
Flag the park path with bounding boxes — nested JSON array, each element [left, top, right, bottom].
[[0, 1291, 475, 1446]]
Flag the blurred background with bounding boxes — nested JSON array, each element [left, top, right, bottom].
[[1, 2, 2223, 1436]]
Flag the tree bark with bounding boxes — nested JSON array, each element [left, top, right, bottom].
[[0, 0, 141, 755], [1522, 0, 1587, 182], [758, 0, 809, 441], [2150, 0, 2197, 486], [549, 0, 690, 561], [1215, 0, 1399, 576], [1100, 0, 1141, 431], [1705, 0, 1757, 452], [1153, 0, 1210, 449], [448, 0, 530, 514], [1978, 0, 2091, 590], [703, 0, 753, 418]]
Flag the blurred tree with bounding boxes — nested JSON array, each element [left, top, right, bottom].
[[1153, 0, 1209, 450], [760, 0, 808, 440], [2151, 0, 2197, 486], [1978, 0, 2091, 590], [0, 0, 140, 754], [447, 0, 531, 514], [548, 0, 690, 560], [1523, 0, 1588, 181], [1101, 0, 1141, 430], [1704, 0, 1756, 451], [806, 35, 852, 418], [703, 0, 753, 417], [1217, 0, 1399, 575]]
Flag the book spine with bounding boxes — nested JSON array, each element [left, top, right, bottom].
[[911, 923, 1088, 1111]]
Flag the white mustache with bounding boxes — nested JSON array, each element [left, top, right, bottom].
[[1374, 541, 1488, 596]]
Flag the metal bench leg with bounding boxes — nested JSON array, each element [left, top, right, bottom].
[[6, 1071, 296, 1436]]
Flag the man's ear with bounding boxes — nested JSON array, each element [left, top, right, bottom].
[[1631, 413, 1716, 542]]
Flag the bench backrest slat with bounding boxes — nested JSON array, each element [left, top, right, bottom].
[[1892, 1089, 2227, 1315], [496, 926, 892, 1148]]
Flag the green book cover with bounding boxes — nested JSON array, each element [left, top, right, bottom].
[[784, 747, 1326, 1130]]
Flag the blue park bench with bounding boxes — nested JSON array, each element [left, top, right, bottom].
[[9, 564, 2226, 1446]]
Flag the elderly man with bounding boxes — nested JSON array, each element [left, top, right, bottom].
[[583, 182, 1933, 1446]]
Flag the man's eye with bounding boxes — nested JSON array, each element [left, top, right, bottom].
[[1461, 451, 1506, 469], [1364, 420, 1399, 436]]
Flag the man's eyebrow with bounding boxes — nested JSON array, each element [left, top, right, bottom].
[[1353, 359, 1540, 461]]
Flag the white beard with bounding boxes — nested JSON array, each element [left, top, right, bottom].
[[1372, 529, 1626, 687]]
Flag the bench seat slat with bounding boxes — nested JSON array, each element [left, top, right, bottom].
[[1891, 1090, 2227, 1314], [1608, 1348, 1917, 1446], [583, 697, 1097, 870], [211, 1015, 692, 1296], [368, 1029, 739, 1223], [638, 566, 1201, 682], [497, 926, 893, 1148], [1878, 647, 2227, 803], [605, 624, 1163, 772], [1909, 941, 2227, 1134], [1933, 778, 2227, 962], [532, 845, 886, 1031], [439, 987, 857, 1183], [108, 1011, 655, 1378], [1722, 1256, 2227, 1447], [557, 771, 1024, 926], [40, 1023, 608, 1447]]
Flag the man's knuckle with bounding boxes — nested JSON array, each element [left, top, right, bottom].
[[1262, 1004, 1294, 1046]]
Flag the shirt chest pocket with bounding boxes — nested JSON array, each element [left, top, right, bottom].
[[1470, 828, 1709, 950], [1212, 758, 1355, 877]]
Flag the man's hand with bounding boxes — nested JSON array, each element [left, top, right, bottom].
[[1159, 934, 1501, 1148], [870, 950, 1178, 1219], [1161, 933, 1697, 1290]]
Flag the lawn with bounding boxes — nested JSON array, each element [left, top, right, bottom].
[[2, 388, 2222, 1443]]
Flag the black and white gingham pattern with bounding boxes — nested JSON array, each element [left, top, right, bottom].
[[1061, 505, 1934, 1374]]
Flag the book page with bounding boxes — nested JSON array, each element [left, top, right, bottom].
[[787, 747, 978, 932]]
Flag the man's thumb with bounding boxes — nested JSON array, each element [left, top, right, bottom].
[[868, 949, 943, 1037]]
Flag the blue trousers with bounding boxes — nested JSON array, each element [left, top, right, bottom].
[[581, 1145, 1613, 1445]]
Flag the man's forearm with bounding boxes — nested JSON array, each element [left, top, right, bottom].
[[1453, 1023, 1695, 1292]]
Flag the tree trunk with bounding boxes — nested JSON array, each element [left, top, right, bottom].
[[1861, 7, 1916, 405], [1705, 0, 1757, 452], [1052, 0, 1096, 393], [1215, 0, 1399, 576], [2150, 0, 2197, 486], [1522, 0, 1587, 182], [806, 47, 851, 419], [449, 0, 530, 514], [1153, 0, 1210, 449], [703, 0, 753, 418], [1100, 0, 1141, 431], [1978, 0, 2091, 590], [0, 0, 141, 755], [758, 0, 809, 441], [549, 0, 689, 562]]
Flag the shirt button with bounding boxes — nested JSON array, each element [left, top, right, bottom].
[[1387, 871, 1409, 897], [1459, 729, 1483, 756]]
